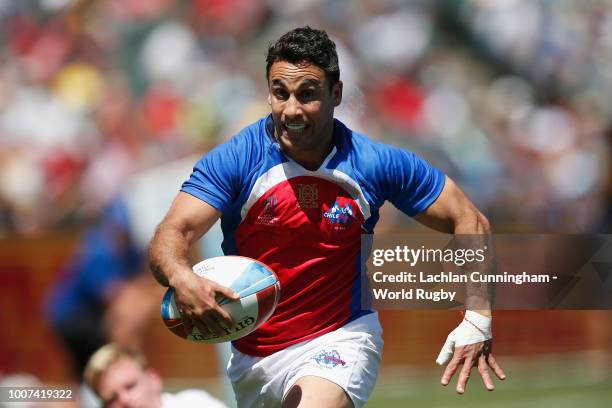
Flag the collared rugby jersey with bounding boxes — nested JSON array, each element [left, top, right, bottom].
[[181, 115, 445, 357]]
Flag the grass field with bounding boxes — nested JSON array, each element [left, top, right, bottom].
[[177, 351, 611, 407], [368, 352, 612, 408]]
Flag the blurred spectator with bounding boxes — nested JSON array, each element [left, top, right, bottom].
[[84, 343, 226, 408], [44, 151, 206, 378], [0, 0, 611, 233], [44, 197, 161, 379]]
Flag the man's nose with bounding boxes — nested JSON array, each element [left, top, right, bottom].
[[283, 94, 302, 118]]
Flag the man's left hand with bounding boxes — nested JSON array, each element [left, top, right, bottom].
[[437, 310, 506, 393], [440, 339, 506, 394]]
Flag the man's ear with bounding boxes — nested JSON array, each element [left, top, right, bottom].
[[332, 81, 343, 107], [267, 93, 272, 105]]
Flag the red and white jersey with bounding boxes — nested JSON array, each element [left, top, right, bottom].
[[182, 115, 445, 356]]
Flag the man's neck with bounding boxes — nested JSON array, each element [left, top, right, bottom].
[[282, 140, 333, 171], [276, 121, 335, 171]]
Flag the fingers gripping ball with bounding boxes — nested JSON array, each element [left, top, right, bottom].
[[160, 256, 281, 343]]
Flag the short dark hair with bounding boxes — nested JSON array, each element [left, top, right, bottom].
[[266, 26, 340, 88]]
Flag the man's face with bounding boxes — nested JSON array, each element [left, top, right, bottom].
[[268, 60, 342, 163], [97, 357, 162, 408]]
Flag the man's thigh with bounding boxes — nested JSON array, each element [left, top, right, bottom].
[[282, 375, 353, 408]]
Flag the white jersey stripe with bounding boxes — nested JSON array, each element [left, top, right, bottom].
[[240, 147, 371, 222]]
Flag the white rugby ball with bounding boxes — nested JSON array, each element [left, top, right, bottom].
[[160, 256, 280, 343]]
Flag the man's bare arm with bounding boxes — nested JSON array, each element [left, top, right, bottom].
[[414, 176, 505, 393], [415, 176, 493, 313], [414, 176, 491, 236], [149, 192, 220, 286], [148, 192, 239, 337]]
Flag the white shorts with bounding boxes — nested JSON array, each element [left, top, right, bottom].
[[227, 312, 383, 408]]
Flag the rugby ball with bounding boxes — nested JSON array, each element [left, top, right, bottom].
[[160, 256, 280, 343]]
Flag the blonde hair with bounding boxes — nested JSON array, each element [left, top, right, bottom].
[[84, 344, 147, 393]]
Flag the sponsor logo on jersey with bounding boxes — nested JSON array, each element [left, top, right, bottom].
[[297, 183, 319, 209], [313, 349, 346, 368], [323, 201, 354, 224], [256, 194, 280, 225]]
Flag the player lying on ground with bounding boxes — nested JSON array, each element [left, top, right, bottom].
[[84, 343, 226, 408], [149, 26, 505, 407]]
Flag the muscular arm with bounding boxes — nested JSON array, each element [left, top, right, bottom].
[[414, 176, 505, 393], [149, 192, 220, 287], [415, 176, 493, 314], [414, 176, 491, 236], [148, 192, 238, 337]]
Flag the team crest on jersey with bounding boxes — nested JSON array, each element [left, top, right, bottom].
[[297, 184, 319, 209], [323, 201, 355, 224], [313, 349, 346, 368], [256, 194, 280, 225]]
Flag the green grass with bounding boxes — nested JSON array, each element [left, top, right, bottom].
[[170, 352, 612, 407], [368, 352, 612, 408]]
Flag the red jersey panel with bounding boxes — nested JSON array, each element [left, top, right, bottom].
[[233, 176, 364, 356]]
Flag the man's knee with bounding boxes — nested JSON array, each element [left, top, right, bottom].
[[282, 375, 353, 408]]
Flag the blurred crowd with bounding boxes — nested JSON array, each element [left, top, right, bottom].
[[1, 0, 611, 236]]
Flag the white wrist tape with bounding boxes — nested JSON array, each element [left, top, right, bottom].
[[436, 311, 492, 366]]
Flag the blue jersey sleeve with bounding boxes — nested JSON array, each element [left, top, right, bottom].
[[181, 138, 243, 213], [381, 146, 446, 216]]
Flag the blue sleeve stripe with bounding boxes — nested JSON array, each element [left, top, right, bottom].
[[181, 186, 227, 213], [407, 168, 446, 216]]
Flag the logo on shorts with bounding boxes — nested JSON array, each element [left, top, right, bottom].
[[313, 349, 346, 368]]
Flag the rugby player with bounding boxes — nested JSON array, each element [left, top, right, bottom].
[[149, 26, 505, 407], [84, 343, 226, 408]]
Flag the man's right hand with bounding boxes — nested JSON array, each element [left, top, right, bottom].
[[170, 269, 240, 339], [148, 194, 234, 338]]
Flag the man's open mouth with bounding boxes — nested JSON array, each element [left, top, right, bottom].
[[284, 123, 307, 133]]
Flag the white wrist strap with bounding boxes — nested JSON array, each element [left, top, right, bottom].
[[436, 311, 492, 366]]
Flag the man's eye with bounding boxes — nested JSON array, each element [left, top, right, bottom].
[[299, 90, 317, 102], [273, 90, 288, 100]]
